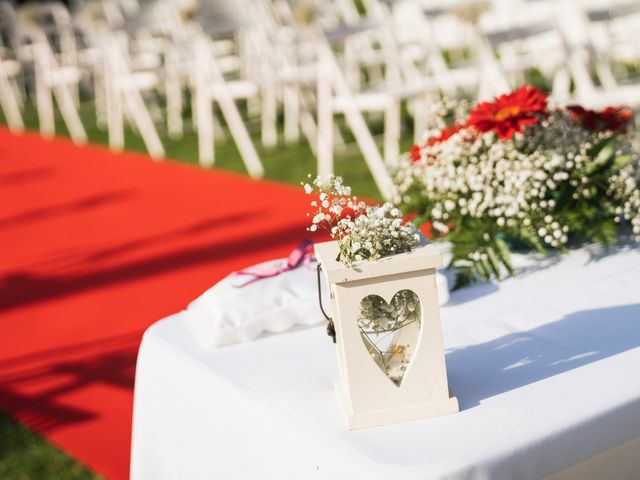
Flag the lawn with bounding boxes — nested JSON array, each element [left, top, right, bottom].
[[0, 411, 102, 480]]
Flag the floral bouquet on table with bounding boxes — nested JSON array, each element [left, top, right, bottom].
[[393, 85, 640, 288]]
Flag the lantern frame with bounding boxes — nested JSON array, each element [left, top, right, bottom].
[[315, 238, 459, 429]]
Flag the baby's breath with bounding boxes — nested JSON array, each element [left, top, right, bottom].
[[303, 175, 419, 266], [393, 105, 640, 286]]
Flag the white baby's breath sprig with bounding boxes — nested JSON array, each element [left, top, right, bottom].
[[303, 175, 420, 266]]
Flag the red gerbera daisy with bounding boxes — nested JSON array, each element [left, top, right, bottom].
[[568, 105, 633, 133], [466, 86, 548, 140]]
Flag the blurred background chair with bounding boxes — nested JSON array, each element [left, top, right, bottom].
[[0, 0, 638, 196]]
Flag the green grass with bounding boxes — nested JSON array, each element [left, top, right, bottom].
[[4, 99, 393, 201], [0, 412, 102, 480]]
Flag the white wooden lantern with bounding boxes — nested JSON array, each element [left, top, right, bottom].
[[315, 238, 458, 429]]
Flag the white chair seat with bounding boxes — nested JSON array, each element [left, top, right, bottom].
[[217, 55, 242, 73], [209, 80, 258, 99], [117, 71, 159, 91], [432, 67, 481, 89], [333, 91, 392, 111], [575, 84, 640, 109], [0, 59, 20, 77], [324, 20, 381, 43], [333, 80, 436, 112], [46, 66, 82, 86], [554, 83, 640, 110], [131, 52, 162, 71]]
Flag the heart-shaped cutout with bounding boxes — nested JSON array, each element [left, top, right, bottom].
[[357, 290, 421, 387]]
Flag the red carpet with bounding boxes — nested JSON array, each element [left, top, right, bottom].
[[0, 128, 319, 479]]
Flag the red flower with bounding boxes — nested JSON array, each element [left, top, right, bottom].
[[339, 206, 357, 220], [466, 86, 548, 140], [568, 105, 633, 133], [418, 220, 433, 239], [427, 123, 464, 146], [410, 144, 422, 162], [410, 123, 463, 163]]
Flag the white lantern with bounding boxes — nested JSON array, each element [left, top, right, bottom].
[[315, 237, 459, 429]]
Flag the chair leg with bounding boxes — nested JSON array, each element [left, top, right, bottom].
[[333, 89, 396, 200], [11, 77, 24, 108], [552, 68, 571, 103], [299, 108, 317, 155], [190, 87, 198, 131], [166, 69, 183, 140], [413, 98, 428, 144], [261, 85, 278, 148], [0, 76, 24, 132], [316, 71, 334, 177], [196, 92, 214, 167], [384, 100, 401, 166], [36, 77, 55, 137], [217, 92, 264, 177], [123, 89, 164, 159], [53, 83, 87, 144], [283, 83, 300, 144], [106, 77, 125, 151], [94, 74, 108, 129]]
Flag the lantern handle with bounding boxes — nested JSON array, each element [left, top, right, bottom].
[[316, 263, 336, 343]]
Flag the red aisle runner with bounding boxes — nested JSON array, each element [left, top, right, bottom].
[[0, 128, 317, 479]]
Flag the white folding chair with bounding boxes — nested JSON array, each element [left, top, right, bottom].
[[478, 20, 571, 100], [315, 27, 410, 200], [0, 2, 24, 132], [191, 30, 264, 177], [244, 0, 322, 151], [368, 0, 483, 100], [557, 1, 640, 110], [101, 31, 164, 158], [26, 25, 87, 143], [0, 49, 24, 131]]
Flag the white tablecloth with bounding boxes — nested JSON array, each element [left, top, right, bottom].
[[130, 246, 640, 480]]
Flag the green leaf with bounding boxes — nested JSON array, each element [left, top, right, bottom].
[[485, 247, 503, 280], [478, 256, 493, 280], [554, 184, 575, 213], [613, 154, 631, 170], [494, 238, 515, 276], [412, 212, 431, 228], [520, 227, 545, 254], [587, 135, 617, 177], [453, 269, 476, 290]]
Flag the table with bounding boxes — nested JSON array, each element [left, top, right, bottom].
[[130, 245, 640, 479]]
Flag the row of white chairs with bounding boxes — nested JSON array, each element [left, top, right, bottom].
[[0, 0, 639, 199]]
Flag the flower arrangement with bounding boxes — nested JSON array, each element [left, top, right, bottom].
[[303, 175, 420, 266], [394, 85, 640, 288]]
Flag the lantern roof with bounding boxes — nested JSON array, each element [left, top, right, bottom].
[[314, 236, 443, 284]]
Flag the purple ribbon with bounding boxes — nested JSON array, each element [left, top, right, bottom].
[[231, 238, 315, 288]]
